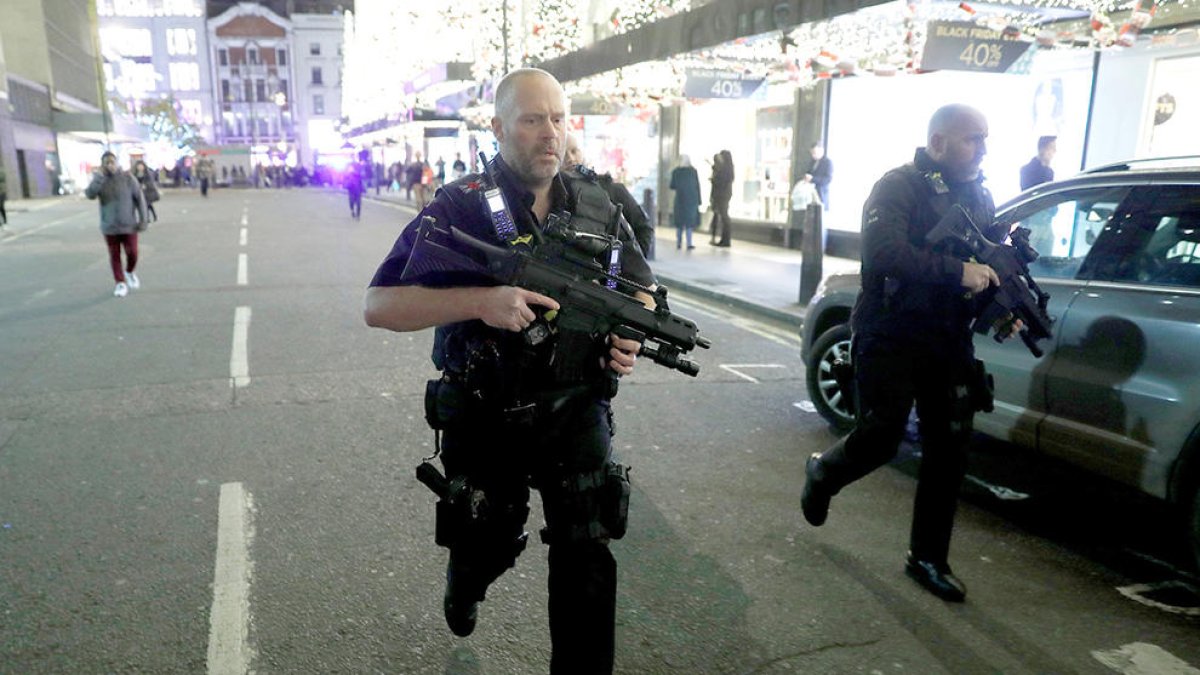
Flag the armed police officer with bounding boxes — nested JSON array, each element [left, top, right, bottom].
[[364, 68, 654, 674], [801, 104, 1019, 602]]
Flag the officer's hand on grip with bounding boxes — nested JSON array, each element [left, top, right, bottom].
[[478, 286, 560, 332], [606, 334, 641, 376], [961, 261, 1000, 295]]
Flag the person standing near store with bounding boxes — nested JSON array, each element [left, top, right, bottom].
[[133, 160, 161, 223], [196, 155, 215, 197], [709, 150, 734, 247], [86, 151, 147, 298], [1019, 135, 1056, 190], [364, 67, 653, 674], [564, 134, 654, 258], [805, 143, 833, 210], [800, 104, 1020, 602], [669, 155, 701, 250], [0, 159, 8, 230]]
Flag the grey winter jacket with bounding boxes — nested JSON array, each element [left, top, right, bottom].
[[85, 171, 146, 235]]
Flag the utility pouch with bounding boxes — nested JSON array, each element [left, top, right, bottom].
[[424, 378, 444, 430], [599, 463, 631, 540], [434, 499, 462, 547], [969, 358, 995, 413]]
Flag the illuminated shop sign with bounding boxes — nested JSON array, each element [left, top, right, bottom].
[[683, 69, 765, 99], [921, 21, 1034, 74]]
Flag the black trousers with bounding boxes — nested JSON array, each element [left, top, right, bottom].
[[817, 335, 976, 564], [348, 190, 362, 218], [440, 388, 618, 675]]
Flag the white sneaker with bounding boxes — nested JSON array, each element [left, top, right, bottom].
[[113, 282, 129, 297], [126, 272, 140, 290]]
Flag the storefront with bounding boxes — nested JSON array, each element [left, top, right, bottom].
[[570, 98, 660, 208]]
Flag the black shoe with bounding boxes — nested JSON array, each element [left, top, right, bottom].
[[443, 569, 480, 637], [800, 453, 832, 526], [905, 554, 967, 602]]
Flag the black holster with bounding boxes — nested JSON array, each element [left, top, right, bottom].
[[969, 358, 994, 413]]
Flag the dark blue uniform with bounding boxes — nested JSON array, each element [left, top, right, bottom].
[[371, 155, 653, 673], [810, 148, 1001, 584]]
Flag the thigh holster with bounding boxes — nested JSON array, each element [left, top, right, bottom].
[[539, 463, 631, 545]]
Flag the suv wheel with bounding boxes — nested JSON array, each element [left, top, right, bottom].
[[806, 324, 855, 432], [1190, 485, 1200, 572]]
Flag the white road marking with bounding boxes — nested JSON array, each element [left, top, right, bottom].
[[1116, 581, 1200, 617], [207, 482, 255, 675], [230, 306, 251, 388], [794, 400, 817, 412], [240, 214, 248, 226], [0, 210, 90, 246], [239, 228, 247, 246], [671, 296, 802, 347], [236, 253, 248, 286], [719, 363, 787, 383], [1093, 642, 1200, 674]]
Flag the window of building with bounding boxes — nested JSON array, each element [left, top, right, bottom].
[[244, 79, 254, 102], [311, 67, 323, 85], [255, 79, 266, 102], [277, 79, 288, 103], [313, 94, 324, 116], [249, 48, 259, 65], [99, 27, 152, 58], [310, 42, 321, 55], [167, 28, 196, 56], [221, 79, 231, 102], [277, 49, 287, 66], [169, 62, 201, 91], [179, 99, 202, 125], [218, 48, 228, 66]]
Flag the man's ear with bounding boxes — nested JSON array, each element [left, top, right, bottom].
[[491, 116, 504, 143], [928, 132, 944, 157]]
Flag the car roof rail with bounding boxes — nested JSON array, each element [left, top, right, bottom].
[[1082, 155, 1200, 174]]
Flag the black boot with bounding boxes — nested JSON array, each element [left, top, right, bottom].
[[800, 453, 833, 526], [905, 553, 967, 602]]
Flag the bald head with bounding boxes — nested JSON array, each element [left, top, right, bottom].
[[926, 104, 988, 181], [565, 134, 584, 167], [491, 68, 569, 188]]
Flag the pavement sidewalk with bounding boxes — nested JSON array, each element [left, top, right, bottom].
[[366, 190, 861, 327]]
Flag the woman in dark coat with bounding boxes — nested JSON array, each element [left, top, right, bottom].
[[710, 150, 734, 247], [133, 160, 160, 222], [669, 155, 701, 250]]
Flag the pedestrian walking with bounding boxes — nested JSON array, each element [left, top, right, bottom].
[[85, 151, 147, 298], [800, 104, 1020, 602], [133, 160, 161, 222], [709, 150, 734, 247], [196, 156, 215, 197], [669, 156, 701, 250], [344, 160, 364, 219], [365, 67, 654, 674]]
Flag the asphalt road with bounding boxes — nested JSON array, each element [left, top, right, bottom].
[[0, 187, 1196, 674]]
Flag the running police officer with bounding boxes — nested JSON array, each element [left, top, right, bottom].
[[364, 68, 654, 674], [800, 104, 1018, 602]]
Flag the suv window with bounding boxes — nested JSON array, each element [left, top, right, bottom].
[[1090, 185, 1200, 288], [1001, 186, 1128, 279]]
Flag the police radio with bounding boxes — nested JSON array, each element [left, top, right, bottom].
[[478, 152, 520, 243]]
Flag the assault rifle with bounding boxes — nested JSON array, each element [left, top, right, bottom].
[[401, 214, 711, 376], [926, 204, 1054, 357]]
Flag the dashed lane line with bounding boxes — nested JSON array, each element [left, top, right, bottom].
[[206, 482, 255, 675], [230, 306, 251, 388], [239, 228, 247, 246], [236, 253, 248, 286]]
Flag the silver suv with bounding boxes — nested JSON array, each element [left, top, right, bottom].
[[800, 159, 1200, 568]]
